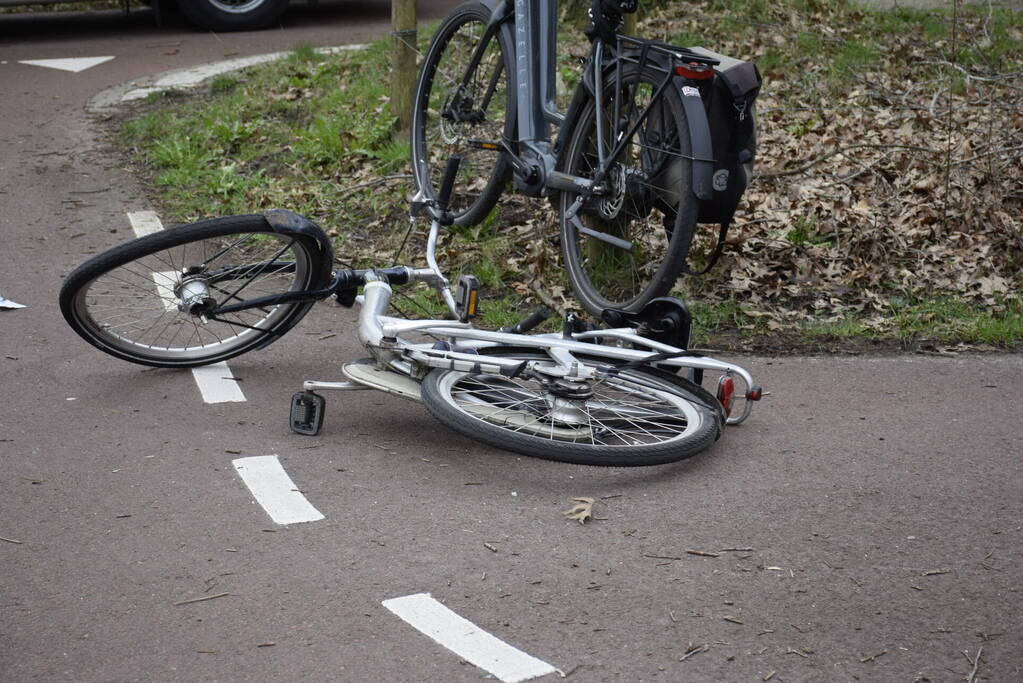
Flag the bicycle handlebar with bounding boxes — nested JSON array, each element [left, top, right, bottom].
[[499, 307, 551, 334]]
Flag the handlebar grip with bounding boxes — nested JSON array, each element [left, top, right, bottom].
[[500, 307, 551, 334], [436, 155, 462, 212]]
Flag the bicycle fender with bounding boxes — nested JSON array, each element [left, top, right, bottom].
[[478, 0, 511, 26], [673, 79, 714, 202], [477, 0, 517, 104], [262, 209, 335, 288]]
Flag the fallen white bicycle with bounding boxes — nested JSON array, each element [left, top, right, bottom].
[[59, 158, 762, 466]]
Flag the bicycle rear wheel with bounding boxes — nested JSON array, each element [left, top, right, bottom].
[[559, 63, 698, 316], [411, 2, 514, 226], [420, 350, 721, 466], [59, 215, 322, 368]]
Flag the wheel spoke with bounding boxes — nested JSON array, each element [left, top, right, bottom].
[[440, 366, 697, 447]]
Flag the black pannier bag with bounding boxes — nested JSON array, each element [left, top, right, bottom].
[[686, 48, 762, 273]]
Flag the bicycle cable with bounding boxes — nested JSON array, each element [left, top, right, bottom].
[[390, 214, 417, 266]]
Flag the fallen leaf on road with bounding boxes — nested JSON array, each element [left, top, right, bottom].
[[562, 497, 594, 524]]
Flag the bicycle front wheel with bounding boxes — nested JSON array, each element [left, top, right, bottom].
[[411, 2, 514, 226], [420, 351, 721, 466], [59, 215, 322, 368], [560, 63, 699, 316]]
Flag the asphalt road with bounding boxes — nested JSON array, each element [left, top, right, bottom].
[[1, 6, 1021, 682]]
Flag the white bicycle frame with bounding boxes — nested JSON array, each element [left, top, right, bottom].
[[301, 215, 758, 425]]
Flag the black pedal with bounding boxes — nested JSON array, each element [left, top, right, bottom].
[[455, 274, 481, 322], [290, 392, 325, 436]]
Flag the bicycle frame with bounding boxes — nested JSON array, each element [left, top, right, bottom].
[[318, 272, 757, 426], [275, 211, 758, 426], [191, 203, 758, 427], [467, 0, 720, 217], [508, 0, 562, 163]]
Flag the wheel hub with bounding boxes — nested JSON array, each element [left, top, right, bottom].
[[544, 395, 590, 427], [174, 274, 216, 315]]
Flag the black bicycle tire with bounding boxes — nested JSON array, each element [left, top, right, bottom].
[[59, 214, 321, 368], [411, 2, 514, 227], [175, 0, 289, 31], [559, 63, 698, 316], [420, 350, 721, 466]]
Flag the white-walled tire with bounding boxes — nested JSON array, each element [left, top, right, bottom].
[[420, 351, 722, 466]]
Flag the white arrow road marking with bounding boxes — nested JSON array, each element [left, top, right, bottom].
[[382, 593, 557, 683], [232, 456, 324, 525], [126, 210, 247, 404], [0, 295, 26, 309], [19, 56, 115, 73]]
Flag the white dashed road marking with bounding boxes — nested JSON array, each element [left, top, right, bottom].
[[152, 271, 178, 312], [191, 362, 246, 404], [18, 56, 115, 73], [382, 593, 557, 683], [126, 210, 247, 403], [232, 456, 324, 525], [126, 210, 164, 237]]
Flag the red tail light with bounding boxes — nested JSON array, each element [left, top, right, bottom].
[[675, 63, 714, 80], [716, 376, 735, 417]]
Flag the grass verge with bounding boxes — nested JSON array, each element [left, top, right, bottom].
[[113, 1, 1022, 352]]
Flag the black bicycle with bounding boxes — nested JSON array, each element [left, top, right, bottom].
[[411, 0, 760, 316]]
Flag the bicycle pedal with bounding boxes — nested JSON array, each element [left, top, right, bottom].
[[290, 391, 325, 436], [455, 274, 481, 323]]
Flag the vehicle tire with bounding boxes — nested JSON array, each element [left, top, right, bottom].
[[559, 62, 699, 316], [420, 350, 721, 466], [175, 0, 289, 31], [59, 214, 322, 368], [411, 2, 514, 227]]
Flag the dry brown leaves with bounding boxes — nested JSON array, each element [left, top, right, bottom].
[[635, 2, 1023, 326]]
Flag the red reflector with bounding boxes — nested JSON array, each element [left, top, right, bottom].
[[675, 63, 714, 80], [716, 377, 735, 417]]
